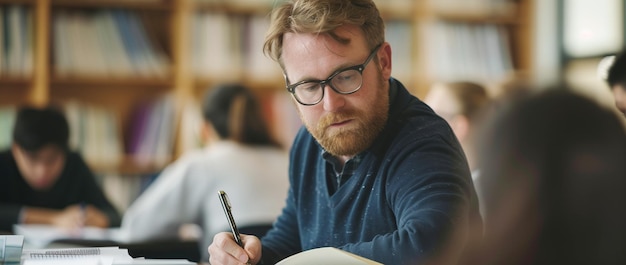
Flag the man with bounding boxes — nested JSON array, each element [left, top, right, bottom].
[[209, 0, 481, 264], [0, 106, 121, 232], [606, 52, 626, 117]]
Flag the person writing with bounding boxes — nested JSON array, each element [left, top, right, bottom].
[[120, 84, 289, 262], [208, 0, 481, 264], [0, 106, 121, 232]]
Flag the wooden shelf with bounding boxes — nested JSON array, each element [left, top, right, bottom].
[[0, 0, 534, 174], [0, 0, 34, 5], [51, 76, 174, 88], [88, 154, 170, 176], [0, 77, 32, 88], [192, 1, 272, 14], [51, 0, 172, 10], [432, 12, 521, 25]]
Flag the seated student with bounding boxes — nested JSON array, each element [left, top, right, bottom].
[[473, 88, 626, 265], [606, 51, 626, 117], [119, 84, 289, 262], [0, 106, 121, 232]]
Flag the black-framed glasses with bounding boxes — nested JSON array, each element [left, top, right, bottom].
[[285, 44, 382, 106]]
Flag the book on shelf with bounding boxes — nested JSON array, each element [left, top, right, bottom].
[[386, 19, 413, 83], [128, 94, 177, 166], [244, 15, 282, 81], [192, 12, 243, 80], [52, 9, 168, 78], [0, 106, 16, 150], [426, 21, 514, 83], [0, 4, 32, 77], [65, 100, 122, 168], [275, 247, 382, 265]]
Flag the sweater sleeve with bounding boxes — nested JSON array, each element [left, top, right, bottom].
[[342, 134, 474, 264]]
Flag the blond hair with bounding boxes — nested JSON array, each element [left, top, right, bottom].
[[264, 0, 385, 67]]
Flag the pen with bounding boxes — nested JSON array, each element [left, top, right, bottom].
[[218, 190, 243, 247], [218, 191, 251, 265]]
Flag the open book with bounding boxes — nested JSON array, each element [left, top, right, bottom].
[[275, 247, 383, 265]]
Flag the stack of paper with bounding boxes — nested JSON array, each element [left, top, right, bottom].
[[21, 247, 132, 265], [21, 247, 195, 265]]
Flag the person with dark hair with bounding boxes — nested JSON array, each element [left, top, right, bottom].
[[119, 84, 289, 262], [474, 88, 626, 265], [208, 0, 480, 264], [0, 106, 121, 232], [606, 52, 626, 117]]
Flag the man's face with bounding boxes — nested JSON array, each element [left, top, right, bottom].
[[12, 144, 66, 190], [282, 25, 392, 157], [611, 84, 626, 117]]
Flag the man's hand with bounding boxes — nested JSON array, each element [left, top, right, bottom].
[[209, 232, 262, 265]]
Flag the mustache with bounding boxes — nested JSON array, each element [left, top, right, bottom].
[[317, 110, 359, 134]]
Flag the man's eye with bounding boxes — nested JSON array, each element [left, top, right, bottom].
[[298, 83, 319, 93], [333, 70, 358, 84]]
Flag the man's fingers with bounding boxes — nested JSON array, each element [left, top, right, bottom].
[[211, 232, 250, 264]]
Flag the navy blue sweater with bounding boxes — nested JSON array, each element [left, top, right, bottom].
[[261, 79, 480, 264]]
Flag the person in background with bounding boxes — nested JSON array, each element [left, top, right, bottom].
[[606, 51, 626, 117], [424, 81, 491, 177], [208, 0, 480, 264], [474, 88, 626, 265], [424, 81, 491, 218], [120, 84, 289, 262], [0, 106, 121, 232]]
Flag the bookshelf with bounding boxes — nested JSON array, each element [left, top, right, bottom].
[[0, 0, 534, 175]]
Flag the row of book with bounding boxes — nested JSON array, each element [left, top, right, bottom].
[[53, 9, 169, 78], [0, 4, 33, 78], [429, 0, 517, 16], [425, 21, 514, 83], [191, 13, 282, 82], [0, 106, 16, 149], [125, 94, 177, 167], [0, 95, 177, 172], [64, 100, 123, 167]]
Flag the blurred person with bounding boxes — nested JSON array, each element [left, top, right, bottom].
[[474, 88, 626, 265], [606, 52, 626, 117], [424, 81, 491, 223], [208, 0, 480, 264], [0, 106, 121, 232], [424, 81, 490, 175], [120, 84, 289, 262]]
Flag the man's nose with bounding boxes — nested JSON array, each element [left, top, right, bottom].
[[322, 85, 345, 111]]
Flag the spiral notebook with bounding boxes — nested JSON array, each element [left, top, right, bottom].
[[20, 247, 194, 265]]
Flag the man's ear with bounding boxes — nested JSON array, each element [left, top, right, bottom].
[[378, 42, 392, 81]]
